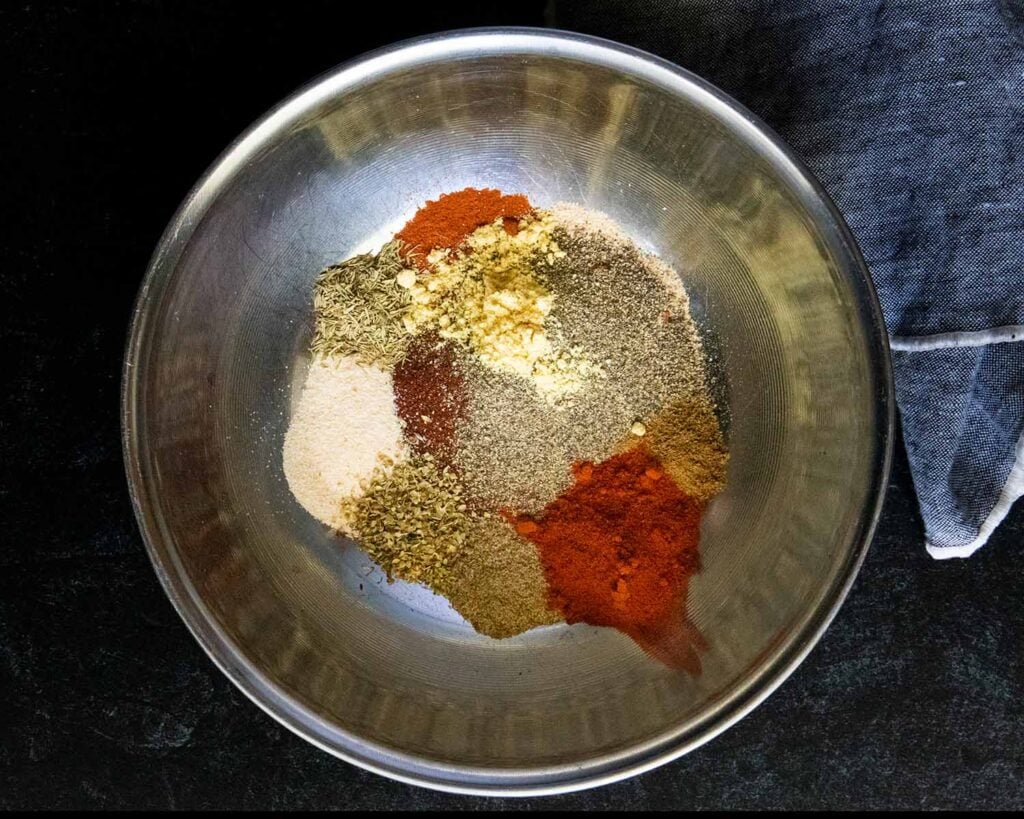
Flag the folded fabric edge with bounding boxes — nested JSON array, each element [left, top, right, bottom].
[[890, 324, 1024, 352], [925, 427, 1024, 560]]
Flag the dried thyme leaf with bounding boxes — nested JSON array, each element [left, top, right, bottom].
[[311, 240, 416, 368]]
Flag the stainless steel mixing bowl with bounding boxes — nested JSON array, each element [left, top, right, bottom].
[[122, 29, 893, 795]]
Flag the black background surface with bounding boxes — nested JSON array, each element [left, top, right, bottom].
[[2, 1, 1022, 810]]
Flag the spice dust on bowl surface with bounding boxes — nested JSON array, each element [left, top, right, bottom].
[[123, 31, 891, 795]]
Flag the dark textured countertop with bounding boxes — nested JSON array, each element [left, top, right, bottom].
[[3, 2, 1022, 810]]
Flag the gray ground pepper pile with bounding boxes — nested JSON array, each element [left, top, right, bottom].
[[455, 208, 711, 514]]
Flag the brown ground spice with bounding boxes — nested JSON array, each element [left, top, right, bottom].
[[640, 397, 728, 503], [392, 335, 466, 469], [442, 515, 562, 638]]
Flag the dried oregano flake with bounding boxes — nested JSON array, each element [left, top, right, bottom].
[[342, 455, 468, 587]]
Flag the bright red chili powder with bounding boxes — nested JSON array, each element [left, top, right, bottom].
[[395, 188, 532, 266], [509, 447, 707, 672]]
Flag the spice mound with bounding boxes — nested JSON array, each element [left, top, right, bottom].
[[282, 187, 728, 671], [342, 455, 467, 587], [392, 334, 466, 469], [396, 188, 532, 264], [509, 448, 706, 671], [282, 356, 406, 534], [312, 240, 416, 368]]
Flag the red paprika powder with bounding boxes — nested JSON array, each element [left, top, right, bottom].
[[509, 447, 707, 672], [396, 188, 532, 266]]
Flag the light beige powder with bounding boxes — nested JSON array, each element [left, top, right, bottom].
[[283, 355, 407, 534], [548, 201, 633, 243]]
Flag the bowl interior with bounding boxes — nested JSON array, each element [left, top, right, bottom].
[[125, 32, 888, 793]]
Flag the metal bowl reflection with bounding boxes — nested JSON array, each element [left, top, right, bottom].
[[122, 29, 892, 795]]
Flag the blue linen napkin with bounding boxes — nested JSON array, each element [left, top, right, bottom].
[[553, 0, 1024, 557]]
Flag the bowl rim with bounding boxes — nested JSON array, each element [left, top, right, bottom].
[[122, 27, 894, 797]]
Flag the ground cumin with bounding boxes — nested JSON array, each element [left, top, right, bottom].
[[633, 396, 728, 504], [443, 515, 561, 639]]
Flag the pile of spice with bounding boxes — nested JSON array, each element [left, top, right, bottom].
[[392, 334, 466, 469], [508, 448, 707, 672], [311, 240, 415, 368], [282, 187, 729, 669], [396, 187, 532, 264], [341, 455, 468, 587], [282, 356, 406, 533]]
